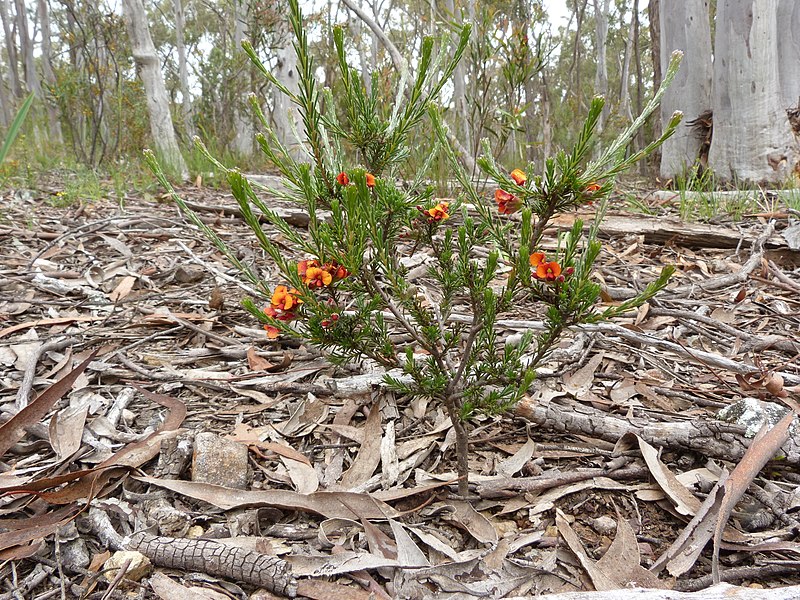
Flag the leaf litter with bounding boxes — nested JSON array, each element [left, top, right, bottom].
[[0, 185, 799, 597]]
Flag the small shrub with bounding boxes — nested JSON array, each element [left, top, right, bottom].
[[147, 1, 683, 497]]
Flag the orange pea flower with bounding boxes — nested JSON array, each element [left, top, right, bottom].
[[529, 252, 546, 268], [495, 189, 522, 215], [510, 169, 527, 185], [536, 261, 562, 281], [264, 325, 280, 339], [297, 259, 319, 279], [336, 172, 350, 186], [420, 201, 449, 223], [585, 181, 601, 193], [365, 173, 376, 188], [325, 262, 350, 281], [304, 266, 333, 288], [271, 285, 302, 311]]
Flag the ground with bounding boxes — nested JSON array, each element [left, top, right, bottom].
[[0, 180, 799, 599]]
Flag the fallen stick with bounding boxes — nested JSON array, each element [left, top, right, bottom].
[[509, 582, 800, 600], [88, 508, 298, 597]]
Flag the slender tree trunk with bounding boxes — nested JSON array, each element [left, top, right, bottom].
[[648, 0, 662, 172], [173, 0, 196, 139], [121, 0, 188, 179], [777, 0, 800, 109], [231, 0, 253, 156], [272, 16, 304, 162], [632, 0, 644, 160], [14, 0, 39, 95], [445, 0, 470, 156], [568, 0, 587, 113], [592, 0, 609, 129], [541, 70, 552, 158], [618, 2, 635, 122], [37, 0, 63, 144], [708, 0, 799, 184], [0, 0, 21, 98], [0, 72, 9, 126], [659, 0, 712, 179]]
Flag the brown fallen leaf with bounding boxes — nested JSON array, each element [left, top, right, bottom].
[[340, 402, 383, 490], [0, 349, 97, 458], [596, 512, 664, 589], [136, 476, 399, 520], [296, 579, 373, 600], [556, 509, 619, 591]]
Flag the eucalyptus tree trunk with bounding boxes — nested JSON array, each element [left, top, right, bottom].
[[273, 25, 304, 162], [0, 0, 21, 99], [13, 0, 40, 99], [777, 0, 800, 109], [708, 0, 799, 184], [592, 0, 610, 129], [121, 0, 187, 179], [37, 0, 63, 144], [232, 0, 253, 156], [618, 2, 635, 122], [658, 0, 712, 179], [173, 0, 196, 139], [445, 0, 470, 155]]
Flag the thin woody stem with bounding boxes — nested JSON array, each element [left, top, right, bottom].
[[362, 269, 447, 372]]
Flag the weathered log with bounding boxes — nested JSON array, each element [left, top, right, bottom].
[[507, 583, 800, 600]]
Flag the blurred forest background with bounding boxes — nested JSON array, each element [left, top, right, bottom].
[[0, 0, 798, 196]]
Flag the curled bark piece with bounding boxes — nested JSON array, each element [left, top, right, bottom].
[[123, 532, 298, 598], [88, 508, 297, 597]]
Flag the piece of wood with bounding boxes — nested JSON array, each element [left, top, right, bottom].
[[550, 211, 790, 250], [507, 583, 800, 600]]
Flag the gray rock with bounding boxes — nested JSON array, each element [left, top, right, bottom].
[[192, 432, 249, 489], [717, 397, 793, 438]]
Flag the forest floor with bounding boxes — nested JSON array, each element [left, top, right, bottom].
[[1, 178, 800, 599]]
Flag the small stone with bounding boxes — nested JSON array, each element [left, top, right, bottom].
[[61, 538, 90, 571], [187, 525, 205, 538], [103, 551, 151, 582], [174, 264, 205, 283], [590, 516, 617, 536], [717, 397, 792, 438], [192, 432, 249, 489]]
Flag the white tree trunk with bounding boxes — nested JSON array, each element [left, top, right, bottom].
[[445, 0, 470, 154], [777, 0, 800, 109], [37, 0, 63, 144], [231, 0, 253, 156], [618, 2, 635, 122], [13, 0, 40, 98], [272, 27, 304, 162], [173, 0, 195, 139], [659, 0, 712, 179], [0, 0, 21, 98], [592, 0, 610, 130], [708, 0, 799, 184], [122, 0, 187, 179]]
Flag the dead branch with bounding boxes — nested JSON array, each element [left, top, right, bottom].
[[511, 582, 800, 599], [512, 395, 800, 466], [88, 508, 298, 597]]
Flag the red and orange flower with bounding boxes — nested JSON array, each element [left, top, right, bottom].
[[529, 252, 565, 282], [495, 189, 522, 215], [510, 169, 527, 186], [336, 172, 350, 186], [365, 173, 376, 188], [298, 259, 349, 288], [264, 285, 303, 338], [419, 201, 450, 223]]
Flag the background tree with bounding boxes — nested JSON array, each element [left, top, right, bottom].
[[708, 0, 799, 184], [658, 0, 712, 180], [121, 0, 187, 178]]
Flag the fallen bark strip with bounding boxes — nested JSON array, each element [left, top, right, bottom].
[[551, 212, 788, 250], [88, 508, 297, 597], [511, 396, 800, 467], [510, 582, 800, 600]]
